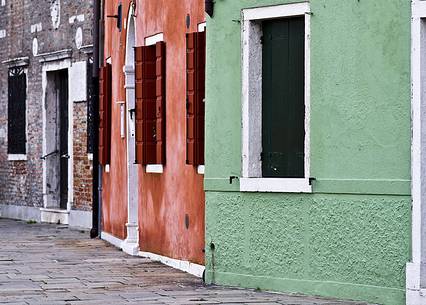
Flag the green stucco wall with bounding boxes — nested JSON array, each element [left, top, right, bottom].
[[204, 1, 411, 304]]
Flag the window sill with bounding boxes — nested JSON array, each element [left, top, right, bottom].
[[197, 165, 205, 175], [146, 164, 164, 174], [240, 178, 312, 193], [8, 154, 27, 161]]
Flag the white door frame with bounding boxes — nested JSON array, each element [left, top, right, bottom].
[[121, 5, 139, 255], [40, 56, 72, 225], [408, 1, 426, 304]]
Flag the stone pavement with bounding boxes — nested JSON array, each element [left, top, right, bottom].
[[0, 218, 374, 305]]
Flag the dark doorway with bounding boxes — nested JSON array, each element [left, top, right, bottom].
[[45, 69, 68, 210], [57, 70, 69, 210]]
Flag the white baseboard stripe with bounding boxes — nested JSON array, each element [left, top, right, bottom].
[[0, 204, 41, 222], [101, 231, 124, 249], [101, 231, 205, 278], [139, 251, 205, 278]]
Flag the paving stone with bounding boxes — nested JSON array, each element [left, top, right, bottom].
[[0, 218, 376, 305]]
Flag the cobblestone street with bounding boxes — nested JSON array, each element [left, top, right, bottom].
[[0, 219, 373, 305]]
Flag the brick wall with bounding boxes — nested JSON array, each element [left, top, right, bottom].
[[0, 0, 93, 213], [73, 102, 92, 211]]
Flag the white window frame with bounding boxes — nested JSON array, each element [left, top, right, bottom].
[[144, 33, 165, 174], [240, 2, 311, 193], [408, 1, 426, 303], [7, 67, 28, 161]]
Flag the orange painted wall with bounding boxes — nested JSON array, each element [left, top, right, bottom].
[[102, 0, 205, 265], [101, 0, 129, 240]]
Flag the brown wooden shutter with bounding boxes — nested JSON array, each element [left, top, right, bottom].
[[135, 47, 144, 164], [99, 63, 112, 165], [135, 45, 157, 165], [155, 41, 166, 164], [186, 31, 205, 165]]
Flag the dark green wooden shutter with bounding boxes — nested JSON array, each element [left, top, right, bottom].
[[262, 17, 305, 178]]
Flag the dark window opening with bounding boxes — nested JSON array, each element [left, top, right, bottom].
[[7, 67, 27, 155]]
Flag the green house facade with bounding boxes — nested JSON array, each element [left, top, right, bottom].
[[204, 1, 426, 304]]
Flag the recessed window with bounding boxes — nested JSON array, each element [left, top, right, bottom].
[[241, 2, 311, 193]]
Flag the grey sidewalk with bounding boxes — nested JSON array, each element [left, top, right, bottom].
[[0, 218, 373, 305]]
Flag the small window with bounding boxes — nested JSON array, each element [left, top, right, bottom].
[[241, 3, 311, 193], [8, 67, 27, 156]]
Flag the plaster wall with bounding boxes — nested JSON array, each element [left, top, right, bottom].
[[205, 0, 411, 304], [102, 0, 206, 264]]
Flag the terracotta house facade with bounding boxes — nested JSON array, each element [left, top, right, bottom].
[[100, 0, 206, 275]]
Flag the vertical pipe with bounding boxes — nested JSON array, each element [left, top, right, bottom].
[[90, 0, 101, 238]]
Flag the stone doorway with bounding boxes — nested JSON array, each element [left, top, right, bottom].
[[42, 67, 70, 223]]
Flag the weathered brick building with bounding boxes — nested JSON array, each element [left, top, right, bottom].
[[0, 0, 93, 228]]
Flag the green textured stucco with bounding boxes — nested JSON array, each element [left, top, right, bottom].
[[205, 193, 410, 304], [204, 0, 411, 304]]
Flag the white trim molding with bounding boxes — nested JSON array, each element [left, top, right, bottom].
[[240, 2, 311, 193], [146, 164, 164, 174], [240, 178, 312, 193], [408, 2, 426, 304], [101, 231, 124, 249], [198, 22, 206, 32], [7, 154, 27, 161], [41, 58, 73, 211], [139, 251, 205, 278], [197, 165, 205, 175], [101, 232, 205, 278], [123, 7, 140, 258], [145, 33, 164, 46]]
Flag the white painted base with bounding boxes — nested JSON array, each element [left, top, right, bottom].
[[101, 231, 205, 278], [40, 208, 69, 225], [101, 231, 124, 249], [406, 289, 426, 305], [407, 263, 426, 305], [69, 209, 92, 229], [139, 251, 205, 278], [0, 204, 41, 222], [122, 240, 139, 256]]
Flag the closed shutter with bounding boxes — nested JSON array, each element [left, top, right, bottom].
[[186, 31, 205, 165], [99, 64, 112, 165], [262, 17, 305, 178], [135, 45, 157, 165], [155, 41, 166, 164]]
